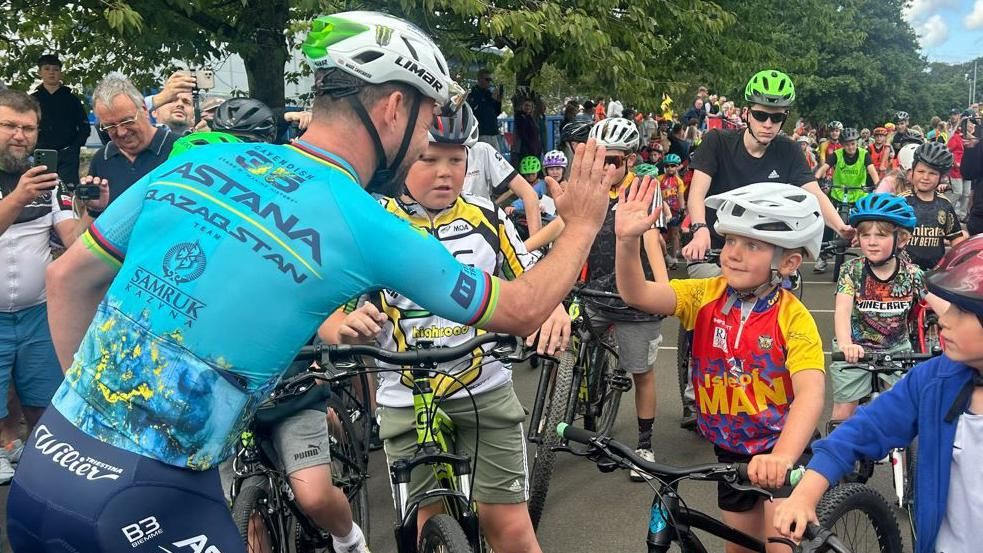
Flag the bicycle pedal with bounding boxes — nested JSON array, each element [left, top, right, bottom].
[[608, 375, 633, 392]]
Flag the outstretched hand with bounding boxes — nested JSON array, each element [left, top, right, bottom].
[[615, 175, 661, 239], [548, 139, 618, 232]]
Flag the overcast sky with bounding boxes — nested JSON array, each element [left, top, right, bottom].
[[908, 0, 983, 63]]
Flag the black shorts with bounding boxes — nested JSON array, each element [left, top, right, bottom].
[[713, 435, 817, 513], [7, 408, 244, 553]]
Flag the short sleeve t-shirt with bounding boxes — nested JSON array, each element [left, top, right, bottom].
[[935, 412, 983, 553], [903, 192, 963, 270], [689, 129, 815, 247], [670, 276, 824, 454], [463, 142, 517, 199], [0, 170, 76, 311], [835, 257, 925, 353]]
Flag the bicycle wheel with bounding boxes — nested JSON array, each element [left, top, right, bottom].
[[816, 483, 903, 553], [528, 350, 575, 530], [591, 334, 623, 436], [676, 323, 691, 409], [418, 514, 474, 553], [232, 476, 283, 553], [326, 398, 371, 539]]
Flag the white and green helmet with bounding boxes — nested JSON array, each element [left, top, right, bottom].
[[302, 11, 461, 106]]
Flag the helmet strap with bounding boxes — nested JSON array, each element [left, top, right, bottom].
[[346, 91, 424, 197], [722, 247, 783, 315]]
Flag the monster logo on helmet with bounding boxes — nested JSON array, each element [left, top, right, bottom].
[[301, 11, 466, 197]]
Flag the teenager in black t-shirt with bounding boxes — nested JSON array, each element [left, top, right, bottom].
[[683, 70, 853, 264]]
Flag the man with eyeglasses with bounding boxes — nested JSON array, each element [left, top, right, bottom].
[[467, 68, 503, 151], [679, 69, 852, 426], [87, 72, 177, 206], [0, 89, 108, 484], [30, 54, 90, 185]]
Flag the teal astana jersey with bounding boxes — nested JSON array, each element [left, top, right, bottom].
[[52, 140, 500, 469]]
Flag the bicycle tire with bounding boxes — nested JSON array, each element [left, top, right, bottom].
[[326, 398, 371, 541], [528, 350, 575, 530], [816, 483, 903, 553], [592, 333, 623, 436], [232, 476, 284, 553], [676, 323, 691, 410], [418, 513, 474, 553]]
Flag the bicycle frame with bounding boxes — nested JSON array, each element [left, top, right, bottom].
[[646, 483, 769, 553], [528, 293, 623, 443], [391, 369, 481, 553]]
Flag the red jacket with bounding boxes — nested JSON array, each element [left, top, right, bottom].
[[948, 132, 964, 180]]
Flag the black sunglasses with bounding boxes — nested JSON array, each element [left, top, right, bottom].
[[749, 109, 788, 124], [665, 164, 679, 169]]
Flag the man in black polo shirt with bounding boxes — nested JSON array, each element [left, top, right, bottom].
[[88, 72, 177, 205], [30, 54, 90, 185]]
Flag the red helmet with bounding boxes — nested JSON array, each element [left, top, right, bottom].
[[925, 235, 983, 316]]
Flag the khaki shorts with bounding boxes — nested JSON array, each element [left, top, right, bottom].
[[829, 339, 903, 403], [378, 383, 528, 505]]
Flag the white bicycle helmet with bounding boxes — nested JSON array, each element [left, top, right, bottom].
[[302, 11, 462, 106], [706, 182, 824, 260], [897, 143, 919, 171], [589, 117, 640, 152]]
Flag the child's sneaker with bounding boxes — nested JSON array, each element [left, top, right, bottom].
[[2, 439, 24, 465], [0, 457, 14, 485], [630, 448, 655, 482]]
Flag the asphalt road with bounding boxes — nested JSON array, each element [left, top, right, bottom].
[[0, 259, 913, 552]]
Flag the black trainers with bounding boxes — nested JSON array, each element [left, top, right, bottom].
[[679, 403, 697, 431]]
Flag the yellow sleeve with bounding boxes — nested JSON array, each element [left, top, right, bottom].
[[669, 278, 712, 331], [778, 296, 825, 375]]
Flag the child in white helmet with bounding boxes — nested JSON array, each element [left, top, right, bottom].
[[615, 179, 826, 553]]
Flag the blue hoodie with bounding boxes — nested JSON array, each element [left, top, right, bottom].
[[809, 355, 977, 553]]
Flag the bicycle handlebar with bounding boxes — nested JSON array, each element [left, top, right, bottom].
[[294, 332, 520, 366], [558, 423, 850, 553], [573, 286, 623, 300], [558, 423, 800, 485], [830, 350, 940, 365]]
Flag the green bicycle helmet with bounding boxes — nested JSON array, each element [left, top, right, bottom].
[[744, 70, 795, 108], [168, 131, 243, 160], [633, 163, 660, 177], [519, 156, 542, 175]]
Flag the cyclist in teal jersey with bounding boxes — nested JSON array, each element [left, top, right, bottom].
[[6, 12, 617, 553]]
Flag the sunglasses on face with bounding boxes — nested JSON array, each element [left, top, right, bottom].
[[665, 164, 679, 169], [749, 109, 788, 124], [605, 156, 625, 168]]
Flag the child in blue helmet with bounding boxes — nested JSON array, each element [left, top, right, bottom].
[[829, 193, 948, 425], [658, 153, 686, 265]]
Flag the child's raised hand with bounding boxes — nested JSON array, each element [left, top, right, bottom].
[[615, 175, 661, 239]]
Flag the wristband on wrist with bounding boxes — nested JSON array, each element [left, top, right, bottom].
[[690, 222, 709, 233]]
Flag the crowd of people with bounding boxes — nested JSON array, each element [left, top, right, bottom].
[[1, 11, 983, 553]]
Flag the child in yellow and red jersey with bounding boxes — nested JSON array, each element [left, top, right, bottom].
[[615, 180, 826, 553]]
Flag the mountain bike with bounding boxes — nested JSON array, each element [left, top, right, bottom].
[[557, 423, 892, 553], [230, 358, 372, 553], [910, 299, 943, 354], [290, 333, 527, 553], [829, 349, 940, 542], [526, 285, 629, 529]]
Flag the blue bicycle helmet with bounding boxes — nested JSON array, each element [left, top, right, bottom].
[[849, 193, 916, 231]]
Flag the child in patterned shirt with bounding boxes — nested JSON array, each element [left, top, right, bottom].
[[831, 193, 948, 425]]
